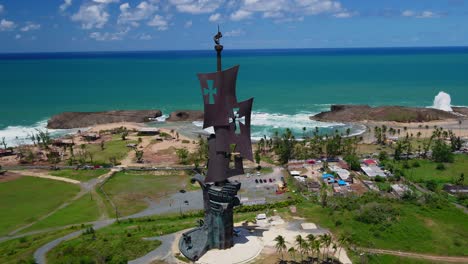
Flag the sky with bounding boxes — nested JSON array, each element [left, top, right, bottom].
[[0, 0, 468, 53]]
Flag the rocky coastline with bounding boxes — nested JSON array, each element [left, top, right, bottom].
[[311, 105, 466, 123], [166, 110, 204, 122], [47, 110, 162, 129]]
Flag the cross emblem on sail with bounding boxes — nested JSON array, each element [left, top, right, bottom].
[[197, 64, 254, 183]]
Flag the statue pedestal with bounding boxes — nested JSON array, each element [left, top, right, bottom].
[[179, 180, 241, 261]]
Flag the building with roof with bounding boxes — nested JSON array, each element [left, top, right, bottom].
[[137, 127, 160, 136], [330, 165, 351, 181], [391, 184, 412, 197], [361, 165, 386, 178]]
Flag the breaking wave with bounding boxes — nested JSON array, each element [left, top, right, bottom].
[[0, 120, 79, 147]]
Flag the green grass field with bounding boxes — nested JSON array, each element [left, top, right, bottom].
[[0, 226, 85, 264], [86, 136, 137, 165], [47, 212, 258, 263], [21, 193, 101, 233], [50, 169, 109, 182], [297, 195, 468, 256], [0, 177, 80, 236], [101, 171, 189, 216], [353, 253, 454, 264], [390, 154, 468, 188]]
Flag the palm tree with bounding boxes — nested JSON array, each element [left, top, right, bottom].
[[319, 234, 332, 260], [306, 234, 316, 262], [288, 246, 296, 262], [295, 235, 306, 262], [337, 234, 350, 259], [312, 240, 321, 262], [274, 235, 287, 262]]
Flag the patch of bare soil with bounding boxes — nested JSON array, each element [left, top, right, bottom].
[[0, 172, 23, 183]]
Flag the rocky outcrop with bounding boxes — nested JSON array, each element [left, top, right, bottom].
[[166, 110, 204, 122], [311, 105, 460, 123], [47, 110, 162, 129]]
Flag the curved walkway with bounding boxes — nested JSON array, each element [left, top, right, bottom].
[[360, 248, 468, 263], [11, 171, 81, 185]]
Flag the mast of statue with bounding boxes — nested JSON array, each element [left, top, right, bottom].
[[178, 28, 254, 261]]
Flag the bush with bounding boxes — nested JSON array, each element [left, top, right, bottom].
[[412, 161, 420, 168], [374, 175, 386, 182], [355, 202, 398, 225], [436, 163, 446, 171]]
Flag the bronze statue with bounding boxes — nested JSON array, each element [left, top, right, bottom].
[[178, 28, 254, 261]]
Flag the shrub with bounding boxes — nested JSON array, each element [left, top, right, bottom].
[[412, 161, 420, 168], [355, 202, 398, 225], [436, 163, 446, 171]]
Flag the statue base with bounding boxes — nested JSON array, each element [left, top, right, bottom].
[[179, 177, 240, 261]]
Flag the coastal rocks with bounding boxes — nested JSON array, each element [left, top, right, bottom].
[[166, 110, 204, 122], [312, 105, 459, 123], [47, 110, 162, 129]]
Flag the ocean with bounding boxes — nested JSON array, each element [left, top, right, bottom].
[[1, 47, 468, 145]]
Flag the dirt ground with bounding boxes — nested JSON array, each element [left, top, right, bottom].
[[0, 171, 23, 183]]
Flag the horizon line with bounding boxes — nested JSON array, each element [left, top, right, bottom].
[[1, 45, 468, 56]]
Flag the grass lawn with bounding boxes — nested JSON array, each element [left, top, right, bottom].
[[396, 154, 468, 188], [351, 253, 454, 264], [0, 177, 80, 236], [296, 195, 468, 256], [101, 171, 190, 216], [50, 168, 109, 182], [0, 226, 85, 264], [47, 212, 258, 263], [86, 136, 137, 165], [21, 193, 101, 233]]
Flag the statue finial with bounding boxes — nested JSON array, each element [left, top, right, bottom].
[[214, 25, 222, 45]]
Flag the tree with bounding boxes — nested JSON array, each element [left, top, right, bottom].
[[1, 137, 6, 150], [319, 233, 332, 260], [47, 151, 61, 168], [344, 154, 360, 171], [378, 151, 388, 162], [100, 141, 105, 151], [320, 183, 329, 208], [135, 150, 144, 163], [274, 235, 287, 262], [176, 148, 190, 165], [121, 130, 129, 141], [254, 149, 261, 166], [426, 179, 438, 192], [295, 235, 307, 263], [432, 139, 454, 163], [456, 173, 465, 186], [288, 247, 296, 262]]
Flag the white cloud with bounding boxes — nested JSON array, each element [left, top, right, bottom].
[[417, 11, 437, 18], [71, 4, 109, 29], [402, 10, 414, 17], [138, 33, 152, 40], [402, 10, 438, 18], [93, 0, 120, 4], [0, 4, 4, 13], [230, 0, 344, 21], [15, 34, 21, 39], [230, 9, 252, 21], [0, 19, 16, 31], [21, 23, 41, 32], [59, 0, 73, 12], [169, 0, 223, 14], [209, 13, 221, 22], [118, 1, 158, 26], [148, 15, 168, 30], [90, 29, 128, 41], [224, 29, 244, 37], [184, 20, 193, 28], [333, 11, 357, 18]]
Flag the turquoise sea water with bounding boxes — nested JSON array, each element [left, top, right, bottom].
[[1, 47, 468, 144]]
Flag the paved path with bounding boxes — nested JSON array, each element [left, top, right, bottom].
[[129, 232, 184, 264], [11, 170, 81, 185], [34, 220, 115, 264], [360, 248, 468, 263]]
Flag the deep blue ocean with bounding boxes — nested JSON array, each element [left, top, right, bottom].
[[1, 47, 467, 145]]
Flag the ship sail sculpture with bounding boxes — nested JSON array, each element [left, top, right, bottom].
[[178, 29, 254, 261]]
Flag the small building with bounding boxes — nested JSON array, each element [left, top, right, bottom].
[[443, 184, 468, 195], [82, 133, 100, 141], [361, 165, 386, 178], [363, 180, 379, 192], [52, 139, 74, 147], [290, 170, 301, 177], [391, 184, 412, 197], [0, 149, 15, 157], [306, 181, 321, 192], [137, 128, 160, 136], [338, 180, 348, 186], [363, 159, 377, 166], [330, 165, 351, 181]]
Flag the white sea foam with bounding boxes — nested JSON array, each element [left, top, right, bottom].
[[0, 120, 79, 147], [432, 91, 453, 112], [155, 114, 168, 122]]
